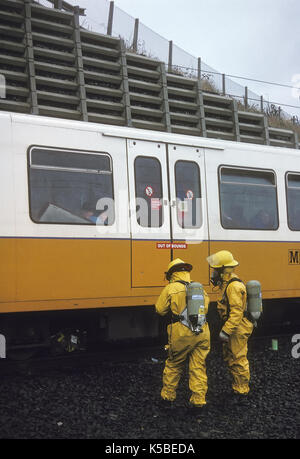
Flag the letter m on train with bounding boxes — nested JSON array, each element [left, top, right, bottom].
[[289, 250, 300, 265]]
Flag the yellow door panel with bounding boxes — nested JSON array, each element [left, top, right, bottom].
[[132, 240, 169, 287], [172, 240, 210, 286]]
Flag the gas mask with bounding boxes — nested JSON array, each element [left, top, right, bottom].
[[210, 268, 224, 287]]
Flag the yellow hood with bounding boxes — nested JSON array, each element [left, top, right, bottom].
[[170, 271, 191, 283]]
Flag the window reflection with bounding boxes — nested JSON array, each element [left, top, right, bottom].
[[219, 167, 278, 230], [175, 160, 202, 228], [29, 148, 114, 225]]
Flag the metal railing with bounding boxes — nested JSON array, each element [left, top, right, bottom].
[[62, 0, 299, 123]]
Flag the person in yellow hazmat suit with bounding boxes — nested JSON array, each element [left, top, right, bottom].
[[155, 258, 210, 414], [206, 250, 254, 403]]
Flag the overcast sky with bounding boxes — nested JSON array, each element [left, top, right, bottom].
[[66, 0, 300, 117]]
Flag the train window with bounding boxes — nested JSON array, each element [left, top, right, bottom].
[[286, 173, 300, 230], [219, 166, 278, 230], [29, 147, 114, 225], [134, 156, 163, 227], [175, 160, 202, 228]]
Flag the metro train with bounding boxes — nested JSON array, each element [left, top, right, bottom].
[[0, 110, 299, 357]]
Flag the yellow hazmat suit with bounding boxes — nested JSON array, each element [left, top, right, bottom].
[[217, 272, 253, 394], [155, 269, 210, 406]]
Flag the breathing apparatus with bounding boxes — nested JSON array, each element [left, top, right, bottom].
[[207, 250, 263, 325], [207, 250, 239, 289], [165, 259, 206, 334], [210, 267, 226, 288], [246, 280, 263, 324], [182, 282, 206, 334]]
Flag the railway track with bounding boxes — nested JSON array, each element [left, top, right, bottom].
[[0, 328, 297, 378], [0, 332, 298, 439], [0, 341, 167, 377]]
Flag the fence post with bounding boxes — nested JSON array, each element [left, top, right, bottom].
[[168, 40, 173, 73], [244, 86, 248, 109], [196, 57, 206, 137], [260, 95, 264, 113], [133, 18, 139, 52], [107, 1, 114, 36], [222, 73, 226, 95], [278, 106, 281, 119]]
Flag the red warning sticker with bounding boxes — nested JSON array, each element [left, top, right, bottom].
[[156, 242, 187, 249], [186, 190, 194, 200], [145, 185, 153, 197], [151, 198, 161, 210]]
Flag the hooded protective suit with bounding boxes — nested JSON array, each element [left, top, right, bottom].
[[218, 272, 253, 394], [155, 270, 210, 406]]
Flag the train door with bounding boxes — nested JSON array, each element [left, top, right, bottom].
[[167, 144, 210, 285], [127, 139, 171, 287]]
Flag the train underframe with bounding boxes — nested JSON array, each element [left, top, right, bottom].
[[0, 298, 300, 360]]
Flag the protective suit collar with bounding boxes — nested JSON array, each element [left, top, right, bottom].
[[170, 271, 191, 283], [223, 272, 238, 283]]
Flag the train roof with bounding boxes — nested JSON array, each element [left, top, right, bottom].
[[3, 110, 300, 158]]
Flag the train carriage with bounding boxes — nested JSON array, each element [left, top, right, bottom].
[[0, 110, 300, 356]]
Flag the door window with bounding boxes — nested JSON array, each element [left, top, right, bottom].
[[134, 156, 163, 228], [286, 172, 300, 230], [175, 160, 202, 228]]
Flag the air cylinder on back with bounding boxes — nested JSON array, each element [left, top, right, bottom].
[[186, 282, 206, 334], [246, 280, 262, 321]]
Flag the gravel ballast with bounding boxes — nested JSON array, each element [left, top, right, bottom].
[[0, 334, 299, 439]]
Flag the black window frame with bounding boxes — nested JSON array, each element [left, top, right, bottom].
[[134, 155, 164, 228], [27, 145, 114, 226], [174, 159, 203, 229], [285, 171, 300, 231], [218, 165, 279, 231]]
